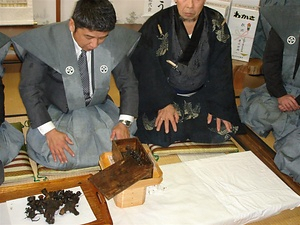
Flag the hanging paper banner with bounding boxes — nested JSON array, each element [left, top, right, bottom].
[[143, 0, 174, 17], [0, 0, 34, 25]]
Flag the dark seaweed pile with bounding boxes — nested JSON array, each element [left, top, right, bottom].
[[25, 188, 81, 224]]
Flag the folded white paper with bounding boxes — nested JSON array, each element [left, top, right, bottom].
[[107, 151, 300, 225]]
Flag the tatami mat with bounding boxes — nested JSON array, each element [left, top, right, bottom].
[[2, 59, 299, 225]]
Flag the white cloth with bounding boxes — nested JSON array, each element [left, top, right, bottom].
[[107, 151, 300, 225]]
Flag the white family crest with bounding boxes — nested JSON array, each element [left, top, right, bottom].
[[287, 36, 296, 45], [65, 66, 75, 75], [100, 65, 108, 73]]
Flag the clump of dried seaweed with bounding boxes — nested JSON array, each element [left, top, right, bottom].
[[25, 188, 81, 224]]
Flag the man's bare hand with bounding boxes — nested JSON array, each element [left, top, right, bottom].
[[207, 113, 232, 132], [45, 129, 74, 163], [278, 95, 300, 112], [110, 122, 130, 140], [155, 104, 179, 133]]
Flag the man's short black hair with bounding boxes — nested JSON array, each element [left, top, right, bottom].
[[72, 0, 116, 32]]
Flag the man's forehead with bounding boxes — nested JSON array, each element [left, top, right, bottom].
[[79, 28, 109, 38]]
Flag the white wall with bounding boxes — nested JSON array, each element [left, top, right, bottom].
[[32, 0, 56, 25], [32, 0, 175, 25], [32, 0, 260, 25]]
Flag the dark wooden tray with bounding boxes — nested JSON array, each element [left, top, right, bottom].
[[0, 174, 112, 225]]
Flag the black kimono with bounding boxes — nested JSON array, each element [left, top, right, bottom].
[[131, 6, 242, 147]]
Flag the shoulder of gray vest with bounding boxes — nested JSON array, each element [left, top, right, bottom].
[[261, 5, 300, 40], [0, 32, 10, 49], [0, 33, 11, 78], [11, 21, 69, 63], [106, 25, 141, 55]]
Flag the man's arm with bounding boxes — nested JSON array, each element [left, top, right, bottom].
[[19, 53, 52, 128], [263, 29, 299, 112], [112, 56, 139, 118], [263, 28, 287, 98], [205, 20, 236, 122], [20, 52, 75, 163], [110, 56, 138, 140]]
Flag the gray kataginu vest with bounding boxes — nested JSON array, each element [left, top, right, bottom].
[[0, 32, 11, 78], [261, 5, 300, 88], [12, 21, 140, 111]]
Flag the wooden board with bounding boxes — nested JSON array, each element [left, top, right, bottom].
[[99, 146, 163, 208], [99, 150, 163, 189], [0, 174, 112, 225], [112, 138, 154, 179], [89, 156, 153, 200]]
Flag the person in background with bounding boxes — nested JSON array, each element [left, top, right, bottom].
[[0, 32, 24, 185], [130, 0, 243, 147], [12, 0, 140, 170], [251, 0, 298, 59], [239, 2, 300, 183]]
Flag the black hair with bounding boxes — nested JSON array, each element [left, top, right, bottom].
[[72, 0, 116, 32]]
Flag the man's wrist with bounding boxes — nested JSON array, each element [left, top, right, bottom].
[[119, 119, 132, 128], [118, 114, 134, 128], [38, 121, 55, 135]]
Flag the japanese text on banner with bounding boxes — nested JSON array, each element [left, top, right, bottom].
[[143, 0, 174, 17]]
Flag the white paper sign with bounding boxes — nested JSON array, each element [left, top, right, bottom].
[[232, 0, 260, 7]]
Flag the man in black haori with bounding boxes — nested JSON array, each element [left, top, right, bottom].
[[131, 0, 242, 147]]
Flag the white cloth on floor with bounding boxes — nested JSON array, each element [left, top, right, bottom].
[[107, 151, 300, 225]]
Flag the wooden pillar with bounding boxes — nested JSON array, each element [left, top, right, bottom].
[[56, 0, 61, 22]]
